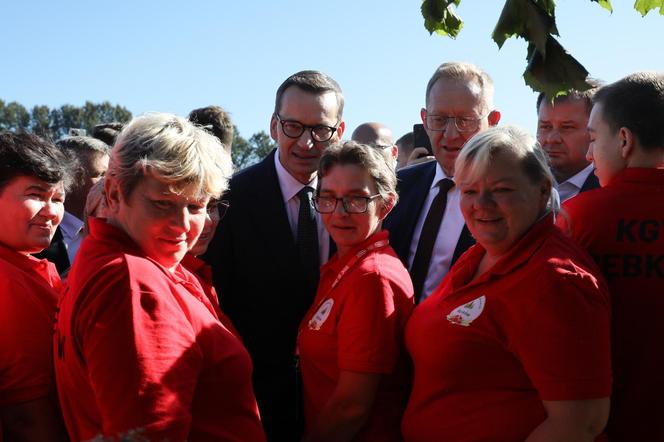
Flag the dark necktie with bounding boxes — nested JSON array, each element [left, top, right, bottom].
[[410, 178, 455, 302], [297, 186, 320, 284]]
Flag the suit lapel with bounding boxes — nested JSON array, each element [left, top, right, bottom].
[[580, 170, 600, 193]]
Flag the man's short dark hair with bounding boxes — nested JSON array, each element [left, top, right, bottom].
[[592, 71, 664, 150], [274, 70, 344, 119], [0, 132, 72, 192], [536, 78, 603, 115], [188, 106, 234, 151], [396, 131, 415, 157], [56, 136, 110, 188], [92, 122, 124, 147]]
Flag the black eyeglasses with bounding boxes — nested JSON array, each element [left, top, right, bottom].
[[275, 114, 339, 142], [313, 195, 381, 214], [425, 114, 487, 133], [207, 199, 230, 219]]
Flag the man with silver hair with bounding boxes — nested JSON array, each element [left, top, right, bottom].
[[384, 61, 501, 303]]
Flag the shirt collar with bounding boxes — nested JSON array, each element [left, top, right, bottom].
[[431, 162, 453, 191], [321, 230, 390, 275], [59, 211, 85, 240], [560, 163, 595, 189], [0, 241, 59, 285], [608, 167, 664, 186], [274, 150, 318, 203], [449, 213, 556, 290]]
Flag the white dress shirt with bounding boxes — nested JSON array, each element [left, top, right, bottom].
[[274, 153, 330, 265], [407, 163, 465, 302], [556, 163, 595, 202], [59, 211, 85, 265]]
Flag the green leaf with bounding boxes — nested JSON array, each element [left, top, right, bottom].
[[523, 37, 592, 99], [422, 0, 464, 38], [634, 0, 664, 16], [492, 0, 558, 53], [590, 0, 613, 13]]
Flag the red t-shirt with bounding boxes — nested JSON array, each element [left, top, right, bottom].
[[560, 167, 664, 441], [181, 253, 240, 338], [54, 218, 265, 442], [0, 244, 61, 407], [402, 216, 611, 442], [297, 230, 414, 442]]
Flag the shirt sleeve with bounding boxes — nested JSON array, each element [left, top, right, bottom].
[[336, 270, 402, 374], [513, 263, 612, 401], [0, 277, 54, 406], [73, 259, 203, 440]]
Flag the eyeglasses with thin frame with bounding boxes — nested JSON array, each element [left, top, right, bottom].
[[275, 114, 339, 143], [207, 199, 230, 219], [313, 194, 381, 214], [425, 113, 488, 133]]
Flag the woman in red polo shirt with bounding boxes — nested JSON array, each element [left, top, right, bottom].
[[0, 133, 70, 441], [297, 141, 414, 442], [54, 113, 265, 442], [401, 126, 611, 441]]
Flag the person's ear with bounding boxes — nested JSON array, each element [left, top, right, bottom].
[[104, 176, 122, 214], [539, 179, 552, 211], [335, 120, 346, 140], [270, 114, 279, 142], [619, 127, 635, 160], [488, 110, 501, 127], [379, 193, 397, 220], [420, 108, 428, 127]]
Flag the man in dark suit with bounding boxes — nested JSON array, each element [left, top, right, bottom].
[[536, 83, 602, 202], [384, 62, 500, 303], [206, 70, 345, 441]]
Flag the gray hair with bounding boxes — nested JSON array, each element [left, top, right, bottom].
[[425, 61, 495, 110], [317, 140, 397, 205], [108, 112, 233, 200], [455, 125, 560, 214]]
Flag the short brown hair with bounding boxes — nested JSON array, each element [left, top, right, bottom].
[[425, 62, 494, 110], [188, 105, 234, 152], [536, 78, 603, 115], [274, 70, 344, 119]]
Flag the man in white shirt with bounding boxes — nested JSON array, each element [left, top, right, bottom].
[[206, 70, 345, 441], [536, 83, 602, 202], [36, 136, 109, 273], [384, 61, 501, 303]]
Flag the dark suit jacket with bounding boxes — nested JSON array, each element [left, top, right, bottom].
[[383, 160, 474, 281], [580, 169, 600, 193], [205, 150, 316, 441], [34, 226, 70, 275]]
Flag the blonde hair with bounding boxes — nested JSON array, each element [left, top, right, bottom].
[[456, 125, 559, 213], [108, 112, 233, 200]]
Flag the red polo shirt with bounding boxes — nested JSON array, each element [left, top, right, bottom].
[[0, 244, 61, 407], [402, 216, 611, 442], [560, 168, 664, 441], [181, 253, 239, 338], [54, 218, 265, 442], [297, 230, 414, 442]]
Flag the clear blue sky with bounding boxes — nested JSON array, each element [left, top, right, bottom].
[[2, 1, 662, 142]]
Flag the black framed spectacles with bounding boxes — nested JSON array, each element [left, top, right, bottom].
[[275, 114, 338, 142], [207, 199, 230, 219], [313, 195, 381, 214], [425, 114, 487, 133]]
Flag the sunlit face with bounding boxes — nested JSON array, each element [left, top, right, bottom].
[[587, 103, 627, 186], [270, 86, 345, 184], [537, 99, 591, 182], [189, 201, 221, 257], [105, 174, 209, 271], [0, 176, 65, 255], [459, 151, 549, 258], [422, 78, 499, 177], [318, 164, 392, 257]]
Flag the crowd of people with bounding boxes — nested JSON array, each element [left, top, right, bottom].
[[0, 62, 663, 442]]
